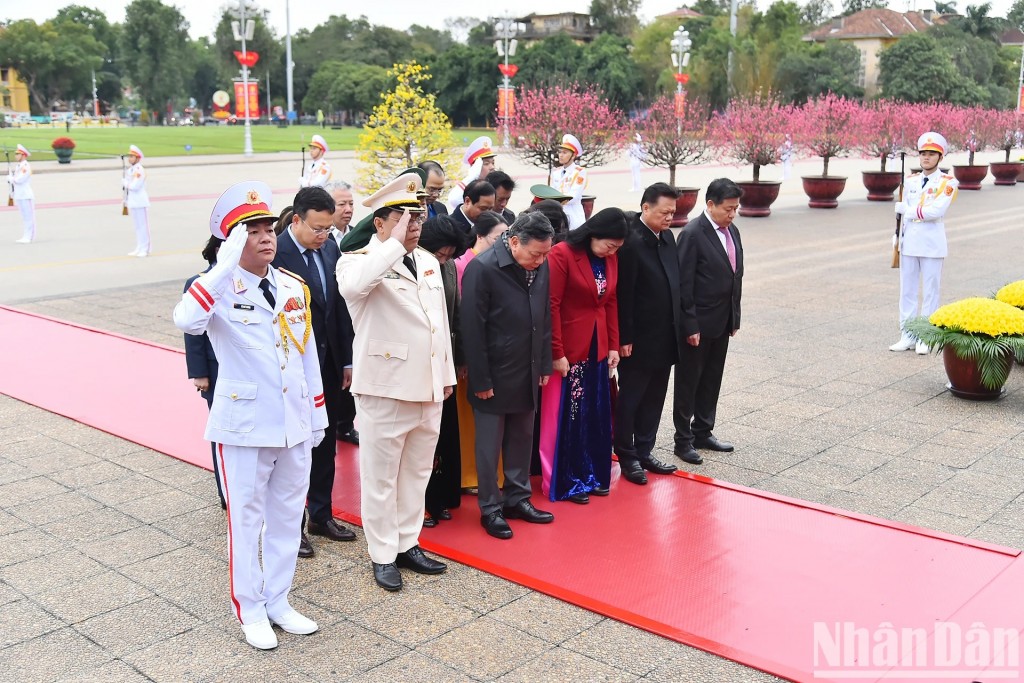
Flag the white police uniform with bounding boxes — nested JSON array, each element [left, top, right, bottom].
[[173, 181, 327, 648], [446, 136, 495, 212], [300, 135, 332, 188], [551, 134, 588, 230], [124, 145, 151, 256], [9, 144, 35, 243], [628, 134, 645, 191]]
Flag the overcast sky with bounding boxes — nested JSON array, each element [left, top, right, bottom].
[[4, 0, 1015, 40]]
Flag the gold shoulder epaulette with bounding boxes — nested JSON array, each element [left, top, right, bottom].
[[277, 267, 305, 284], [343, 248, 370, 255]]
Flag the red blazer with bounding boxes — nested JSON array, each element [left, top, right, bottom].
[[548, 240, 620, 364]]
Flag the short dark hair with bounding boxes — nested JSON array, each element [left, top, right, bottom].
[[509, 211, 554, 245], [418, 160, 444, 177], [485, 170, 516, 193], [523, 199, 569, 241], [202, 235, 223, 265], [472, 210, 509, 239], [274, 206, 294, 235], [640, 182, 679, 208], [706, 178, 743, 205], [464, 179, 495, 204], [566, 207, 628, 250], [293, 186, 336, 218], [419, 215, 468, 258]]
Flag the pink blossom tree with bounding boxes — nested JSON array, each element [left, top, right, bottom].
[[944, 105, 998, 166], [635, 94, 712, 187], [858, 100, 911, 173], [508, 84, 628, 178], [792, 94, 863, 177], [988, 109, 1021, 163], [709, 94, 794, 183]]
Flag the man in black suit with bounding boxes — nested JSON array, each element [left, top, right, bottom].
[[418, 160, 448, 220], [460, 212, 554, 539], [273, 186, 357, 556], [485, 170, 517, 225], [450, 179, 495, 235], [673, 178, 744, 465], [614, 183, 682, 485], [326, 181, 359, 445]]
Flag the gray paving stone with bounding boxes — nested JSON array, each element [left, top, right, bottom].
[[891, 505, 981, 538], [350, 591, 477, 647], [423, 561, 531, 614], [0, 528, 63, 567], [124, 624, 257, 681], [496, 646, 638, 682], [0, 580, 22, 607], [914, 485, 1011, 522], [82, 474, 173, 507], [561, 618, 685, 677], [0, 548, 106, 595], [269, 619, 409, 681], [417, 616, 549, 680], [489, 591, 604, 644], [78, 524, 187, 568], [644, 648, 786, 682], [48, 459, 132, 489], [0, 627, 111, 683], [34, 568, 153, 623], [152, 506, 227, 545], [0, 598, 66, 648], [41, 505, 141, 544], [0, 508, 30, 536], [359, 651, 469, 683], [7, 490, 102, 526], [0, 474, 69, 508], [58, 659, 153, 683], [74, 595, 202, 656], [970, 522, 1024, 550], [115, 489, 209, 524]]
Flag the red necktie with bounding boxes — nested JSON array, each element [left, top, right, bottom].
[[719, 226, 736, 271]]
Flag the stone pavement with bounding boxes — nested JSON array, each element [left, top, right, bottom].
[[2, 150, 1024, 681]]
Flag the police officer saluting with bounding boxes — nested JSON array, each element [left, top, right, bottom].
[[173, 181, 328, 650]]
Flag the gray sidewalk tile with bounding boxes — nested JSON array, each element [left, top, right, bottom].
[[488, 592, 604, 644], [496, 647, 638, 682], [0, 598, 65, 648], [417, 616, 549, 680], [73, 596, 202, 657], [0, 627, 111, 683]]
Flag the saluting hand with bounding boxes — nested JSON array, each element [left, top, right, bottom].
[[217, 223, 249, 270], [389, 208, 411, 246]]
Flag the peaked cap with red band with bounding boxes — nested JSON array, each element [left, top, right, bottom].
[[310, 134, 329, 153], [559, 133, 582, 158], [16, 144, 30, 157], [463, 136, 495, 166], [129, 144, 144, 160], [209, 181, 275, 238], [917, 132, 947, 156]]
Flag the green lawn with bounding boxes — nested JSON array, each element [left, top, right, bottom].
[[0, 125, 494, 162]]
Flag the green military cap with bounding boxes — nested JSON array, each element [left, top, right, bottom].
[[338, 213, 375, 252], [339, 168, 428, 252], [530, 184, 572, 203]]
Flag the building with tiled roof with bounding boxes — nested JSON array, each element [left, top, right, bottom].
[[657, 6, 705, 21]]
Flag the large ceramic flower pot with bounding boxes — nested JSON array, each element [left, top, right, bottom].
[[671, 187, 700, 227], [581, 195, 596, 220], [53, 148, 73, 164], [801, 175, 847, 209], [1017, 165, 1024, 183], [988, 162, 1023, 186], [942, 346, 1012, 400], [952, 164, 988, 191], [735, 181, 781, 218], [861, 171, 902, 201]]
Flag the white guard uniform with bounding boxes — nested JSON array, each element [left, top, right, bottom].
[[9, 157, 35, 242], [124, 161, 151, 255], [551, 162, 588, 230], [628, 138, 645, 191], [301, 157, 332, 188], [446, 136, 494, 212], [173, 240, 327, 627]]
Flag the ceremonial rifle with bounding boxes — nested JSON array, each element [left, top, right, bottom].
[[301, 144, 306, 181], [4, 147, 12, 207], [891, 152, 905, 269], [120, 155, 129, 216]]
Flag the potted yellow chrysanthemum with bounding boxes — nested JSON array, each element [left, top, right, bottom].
[[906, 297, 1024, 400], [995, 280, 1024, 367]]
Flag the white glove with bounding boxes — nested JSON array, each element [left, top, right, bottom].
[[298, 177, 307, 187], [312, 429, 325, 447], [461, 157, 483, 185], [205, 222, 248, 289], [892, 233, 898, 248], [894, 201, 906, 215]]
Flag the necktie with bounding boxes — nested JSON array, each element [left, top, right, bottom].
[[303, 249, 326, 300], [922, 177, 928, 189], [258, 278, 275, 308], [403, 254, 417, 280], [719, 226, 736, 272]]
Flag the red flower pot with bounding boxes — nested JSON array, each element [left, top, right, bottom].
[[735, 181, 781, 218], [801, 175, 847, 209], [671, 187, 700, 227], [942, 346, 1012, 400], [861, 171, 902, 201], [952, 164, 988, 190], [581, 195, 596, 220], [988, 162, 1023, 186]]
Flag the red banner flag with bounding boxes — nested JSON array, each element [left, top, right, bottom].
[[233, 81, 259, 119], [497, 87, 516, 119]]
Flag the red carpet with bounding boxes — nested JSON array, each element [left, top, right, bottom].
[[3, 305, 1022, 682]]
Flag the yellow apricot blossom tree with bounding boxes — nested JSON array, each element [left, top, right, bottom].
[[357, 61, 460, 192]]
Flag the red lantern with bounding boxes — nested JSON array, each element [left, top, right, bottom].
[[234, 51, 260, 68], [674, 73, 690, 84], [498, 64, 519, 78]]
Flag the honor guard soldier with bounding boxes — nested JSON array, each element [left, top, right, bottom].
[[300, 135, 332, 189], [173, 181, 328, 651], [124, 145, 151, 256], [9, 144, 35, 243], [550, 134, 588, 230], [446, 135, 496, 212], [337, 170, 456, 591], [891, 132, 959, 355]]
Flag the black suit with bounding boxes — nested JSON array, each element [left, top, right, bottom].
[[501, 207, 516, 225], [673, 212, 744, 448], [427, 201, 449, 220], [449, 206, 472, 235], [613, 215, 681, 463], [273, 230, 355, 525]]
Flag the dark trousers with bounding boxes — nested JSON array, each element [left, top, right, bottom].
[[613, 361, 672, 464], [474, 410, 535, 516], [673, 332, 730, 448], [202, 390, 226, 507], [307, 361, 339, 525], [425, 392, 462, 515], [336, 383, 356, 434]]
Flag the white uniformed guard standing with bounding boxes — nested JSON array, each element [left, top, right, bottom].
[[628, 133, 645, 192], [446, 135, 496, 212], [9, 144, 35, 243], [550, 134, 588, 230], [300, 135, 332, 188], [173, 181, 327, 650], [891, 132, 959, 355], [124, 145, 151, 256], [337, 171, 456, 592]]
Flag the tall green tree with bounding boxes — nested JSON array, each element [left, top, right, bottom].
[[878, 32, 985, 104], [1008, 0, 1024, 29], [189, 38, 223, 109], [53, 5, 122, 108], [577, 34, 641, 112], [801, 0, 834, 26], [213, 4, 284, 88], [589, 0, 641, 37], [774, 41, 863, 102], [517, 34, 584, 88], [432, 44, 502, 126], [120, 0, 193, 118], [841, 0, 887, 15], [955, 2, 1003, 42]]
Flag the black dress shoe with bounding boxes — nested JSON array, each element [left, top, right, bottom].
[[481, 510, 513, 539], [338, 428, 360, 445], [298, 532, 314, 558], [675, 447, 704, 465], [590, 485, 610, 496], [438, 508, 452, 521], [373, 562, 402, 591], [567, 492, 590, 504], [308, 518, 357, 542], [619, 460, 648, 485], [693, 435, 734, 452], [423, 515, 438, 528], [396, 546, 447, 574], [503, 499, 554, 524], [640, 455, 678, 475]]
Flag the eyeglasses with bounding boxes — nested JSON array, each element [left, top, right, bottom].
[[425, 187, 444, 197], [300, 217, 333, 235]]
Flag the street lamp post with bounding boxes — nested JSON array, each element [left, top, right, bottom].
[[494, 18, 519, 148], [231, 0, 256, 157], [670, 26, 692, 137]]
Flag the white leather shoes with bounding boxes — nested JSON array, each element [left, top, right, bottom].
[[15, 237, 31, 244], [915, 341, 930, 355], [889, 338, 916, 352], [240, 619, 278, 650], [268, 608, 318, 635]]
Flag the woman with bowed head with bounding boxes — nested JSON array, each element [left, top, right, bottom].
[[454, 210, 509, 293], [539, 207, 627, 503]]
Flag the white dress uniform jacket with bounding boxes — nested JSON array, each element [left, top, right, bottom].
[[338, 237, 457, 401], [173, 266, 328, 446], [900, 171, 958, 258], [301, 158, 332, 188], [10, 159, 33, 200], [124, 162, 150, 208], [551, 162, 588, 230]]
